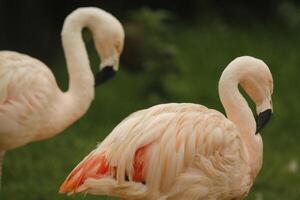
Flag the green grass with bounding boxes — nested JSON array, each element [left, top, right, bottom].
[[1, 22, 300, 199]]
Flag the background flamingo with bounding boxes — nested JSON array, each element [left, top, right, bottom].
[[60, 56, 273, 199], [0, 7, 124, 182]]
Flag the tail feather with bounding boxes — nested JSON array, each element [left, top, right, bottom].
[[59, 152, 110, 193], [59, 146, 148, 194]]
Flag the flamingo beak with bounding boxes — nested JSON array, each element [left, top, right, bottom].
[[255, 109, 272, 134], [94, 66, 116, 87]]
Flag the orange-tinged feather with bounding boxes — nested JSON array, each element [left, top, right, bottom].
[[132, 146, 146, 182], [60, 147, 148, 193], [59, 152, 110, 193]]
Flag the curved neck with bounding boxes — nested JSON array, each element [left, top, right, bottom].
[[218, 69, 263, 177], [62, 16, 95, 103], [41, 10, 99, 138], [58, 11, 97, 122], [219, 78, 255, 134]]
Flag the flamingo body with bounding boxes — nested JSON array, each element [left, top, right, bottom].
[[60, 56, 273, 200], [0, 7, 124, 180], [0, 51, 62, 150], [60, 103, 253, 200]]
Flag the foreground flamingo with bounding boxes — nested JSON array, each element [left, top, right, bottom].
[[0, 7, 124, 181], [60, 56, 273, 200]]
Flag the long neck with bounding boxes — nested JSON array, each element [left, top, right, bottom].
[[48, 11, 96, 134], [62, 14, 95, 106], [219, 71, 263, 177]]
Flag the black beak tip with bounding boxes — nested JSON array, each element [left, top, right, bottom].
[[255, 109, 272, 134], [95, 66, 117, 87]]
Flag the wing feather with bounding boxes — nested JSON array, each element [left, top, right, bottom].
[[0, 51, 59, 149], [61, 103, 250, 199]]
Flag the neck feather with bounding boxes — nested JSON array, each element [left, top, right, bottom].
[[59, 9, 100, 120], [218, 66, 263, 177], [219, 77, 255, 134], [49, 9, 100, 133], [62, 10, 95, 102]]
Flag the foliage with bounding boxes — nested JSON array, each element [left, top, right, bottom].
[[122, 8, 180, 103], [277, 1, 300, 28]]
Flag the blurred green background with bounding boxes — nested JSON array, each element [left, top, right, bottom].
[[1, 0, 300, 199]]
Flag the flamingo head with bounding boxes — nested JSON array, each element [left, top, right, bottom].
[[238, 57, 274, 134], [93, 13, 124, 87]]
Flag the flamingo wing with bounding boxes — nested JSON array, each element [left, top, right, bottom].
[[60, 103, 249, 199], [0, 51, 59, 149], [0, 51, 57, 103]]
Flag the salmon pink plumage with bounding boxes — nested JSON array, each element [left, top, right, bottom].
[[60, 56, 274, 200], [0, 7, 124, 182]]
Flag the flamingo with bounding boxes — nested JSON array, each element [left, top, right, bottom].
[[60, 56, 273, 200], [0, 7, 124, 181]]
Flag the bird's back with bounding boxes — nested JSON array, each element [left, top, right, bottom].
[[0, 51, 60, 150], [0, 51, 57, 101], [61, 103, 252, 199]]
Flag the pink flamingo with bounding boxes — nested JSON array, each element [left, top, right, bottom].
[[60, 56, 273, 200], [0, 7, 124, 181]]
